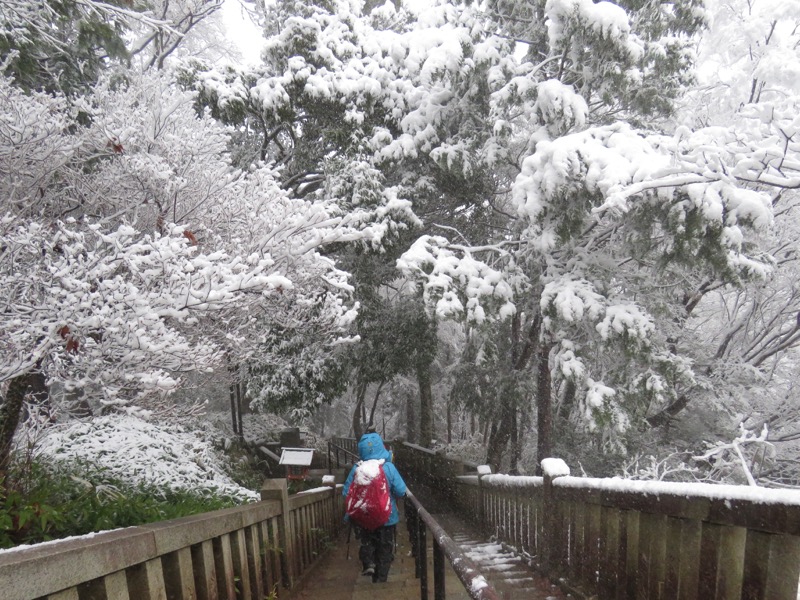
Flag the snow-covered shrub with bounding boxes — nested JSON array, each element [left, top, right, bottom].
[[433, 435, 487, 467], [36, 415, 259, 503], [203, 411, 290, 446], [619, 426, 786, 487]]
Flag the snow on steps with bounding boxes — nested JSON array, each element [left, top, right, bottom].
[[435, 514, 569, 600]]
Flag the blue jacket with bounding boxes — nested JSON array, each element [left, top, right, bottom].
[[343, 432, 407, 526]]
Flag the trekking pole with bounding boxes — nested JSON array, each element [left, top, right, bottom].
[[346, 521, 353, 559]]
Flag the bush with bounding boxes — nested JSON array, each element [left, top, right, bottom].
[[36, 415, 259, 504], [0, 460, 238, 549]]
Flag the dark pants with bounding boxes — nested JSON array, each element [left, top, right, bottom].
[[356, 524, 396, 582]]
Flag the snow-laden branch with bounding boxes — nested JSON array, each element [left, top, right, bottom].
[[0, 69, 371, 411]]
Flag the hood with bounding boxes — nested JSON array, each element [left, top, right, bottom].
[[358, 432, 391, 461]]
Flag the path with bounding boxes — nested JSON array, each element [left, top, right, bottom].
[[286, 494, 568, 600], [286, 510, 470, 600]]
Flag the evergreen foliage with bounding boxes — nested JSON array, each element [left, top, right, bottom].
[[0, 0, 799, 501], [0, 0, 130, 94], [0, 459, 238, 549]]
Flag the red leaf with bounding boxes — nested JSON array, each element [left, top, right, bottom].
[[183, 230, 198, 245]]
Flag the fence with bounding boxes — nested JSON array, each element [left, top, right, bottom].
[[328, 437, 359, 470], [328, 436, 395, 471], [404, 491, 501, 600], [332, 439, 501, 599], [397, 443, 800, 600], [0, 479, 342, 600]]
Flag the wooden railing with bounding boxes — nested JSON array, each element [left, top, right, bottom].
[[0, 479, 342, 600], [405, 491, 501, 600], [330, 436, 359, 459], [395, 442, 478, 505], [328, 436, 396, 471], [328, 437, 360, 470], [398, 444, 800, 600], [545, 472, 800, 600], [454, 473, 544, 556]]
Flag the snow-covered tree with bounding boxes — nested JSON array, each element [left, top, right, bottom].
[[6, 0, 795, 487], [0, 0, 130, 94], [128, 0, 226, 70], [639, 0, 800, 482], [0, 58, 419, 471], [192, 0, 736, 465], [394, 0, 795, 473]]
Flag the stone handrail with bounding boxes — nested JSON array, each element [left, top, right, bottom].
[[397, 443, 800, 600], [0, 479, 342, 600]]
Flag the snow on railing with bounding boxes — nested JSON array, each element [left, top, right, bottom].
[[398, 444, 800, 600], [0, 478, 343, 600], [405, 490, 502, 600]]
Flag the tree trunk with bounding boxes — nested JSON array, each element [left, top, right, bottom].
[[352, 381, 367, 439], [646, 394, 690, 427], [509, 406, 520, 475], [405, 387, 417, 443], [558, 380, 576, 420], [417, 360, 434, 448], [516, 400, 531, 472], [229, 384, 239, 435], [236, 382, 244, 440], [486, 313, 543, 472], [361, 396, 367, 428], [1, 371, 47, 474], [367, 381, 385, 428], [486, 398, 514, 473], [535, 343, 554, 475], [446, 395, 452, 444]]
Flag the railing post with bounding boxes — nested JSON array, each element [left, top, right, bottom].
[[322, 475, 337, 537], [406, 493, 429, 599], [419, 516, 428, 600], [541, 458, 570, 577], [434, 539, 445, 600], [261, 478, 296, 589], [477, 465, 491, 538], [406, 496, 420, 578]]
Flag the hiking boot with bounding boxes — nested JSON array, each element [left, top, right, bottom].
[[361, 565, 375, 576]]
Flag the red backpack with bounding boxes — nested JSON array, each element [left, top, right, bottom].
[[345, 459, 392, 531]]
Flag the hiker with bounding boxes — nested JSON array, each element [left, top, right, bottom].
[[343, 430, 407, 583]]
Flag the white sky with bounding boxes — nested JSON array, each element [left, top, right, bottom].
[[220, 0, 432, 66], [220, 0, 265, 65]]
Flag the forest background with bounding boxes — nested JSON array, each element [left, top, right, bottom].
[[0, 0, 799, 545]]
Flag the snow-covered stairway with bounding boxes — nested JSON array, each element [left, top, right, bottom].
[[287, 486, 567, 600], [432, 511, 569, 600]]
